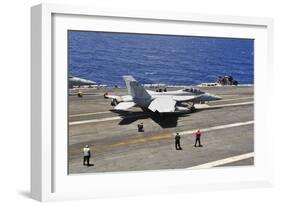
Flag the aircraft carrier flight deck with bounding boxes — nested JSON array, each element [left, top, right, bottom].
[[68, 85, 254, 174]]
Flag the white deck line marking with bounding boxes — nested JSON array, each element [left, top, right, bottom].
[[70, 121, 253, 149], [69, 98, 252, 118], [69, 114, 146, 126], [70, 116, 121, 125], [213, 96, 253, 103], [187, 152, 254, 169], [206, 101, 253, 108], [70, 111, 110, 117], [178, 120, 253, 136], [69, 101, 253, 125]]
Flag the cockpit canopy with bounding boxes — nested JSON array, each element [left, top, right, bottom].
[[182, 88, 204, 94]]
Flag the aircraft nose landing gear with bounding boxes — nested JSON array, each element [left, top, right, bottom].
[[111, 99, 118, 106], [190, 105, 196, 113], [186, 102, 196, 113]]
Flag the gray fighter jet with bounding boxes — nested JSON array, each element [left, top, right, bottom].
[[105, 76, 221, 113], [68, 76, 96, 88]]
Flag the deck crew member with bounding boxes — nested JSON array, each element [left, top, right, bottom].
[[194, 129, 203, 147], [82, 145, 91, 166], [77, 91, 83, 98], [175, 132, 182, 150], [137, 122, 144, 132]]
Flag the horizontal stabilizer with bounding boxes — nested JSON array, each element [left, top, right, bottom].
[[114, 102, 136, 110], [148, 96, 176, 113]]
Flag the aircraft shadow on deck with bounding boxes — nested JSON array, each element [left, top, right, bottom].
[[109, 104, 223, 128], [110, 109, 189, 128]]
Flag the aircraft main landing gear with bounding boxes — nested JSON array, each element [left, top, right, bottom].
[[186, 102, 196, 113], [111, 99, 118, 106], [190, 105, 196, 113]]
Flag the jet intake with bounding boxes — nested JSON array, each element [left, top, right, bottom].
[[175, 106, 190, 112]]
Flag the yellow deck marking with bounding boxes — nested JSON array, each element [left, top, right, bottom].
[[69, 121, 254, 158], [105, 120, 254, 148], [109, 133, 172, 148]]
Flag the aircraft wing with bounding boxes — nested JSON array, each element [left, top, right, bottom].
[[172, 95, 201, 102], [114, 102, 136, 110], [148, 96, 176, 113]]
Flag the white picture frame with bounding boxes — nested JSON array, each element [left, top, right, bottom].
[[31, 3, 274, 202]]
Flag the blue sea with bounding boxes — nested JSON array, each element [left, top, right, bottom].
[[68, 31, 254, 87]]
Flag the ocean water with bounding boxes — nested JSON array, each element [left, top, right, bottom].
[[68, 31, 254, 87]]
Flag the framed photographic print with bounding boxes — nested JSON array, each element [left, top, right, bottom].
[[31, 3, 274, 201]]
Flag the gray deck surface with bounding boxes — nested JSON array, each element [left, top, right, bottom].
[[68, 86, 254, 174]]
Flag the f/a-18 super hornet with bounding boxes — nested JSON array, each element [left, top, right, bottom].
[[105, 76, 221, 114], [68, 75, 96, 88]]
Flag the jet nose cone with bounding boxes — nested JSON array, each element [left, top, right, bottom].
[[86, 80, 95, 84], [205, 93, 222, 101], [212, 94, 222, 100], [80, 79, 95, 85]]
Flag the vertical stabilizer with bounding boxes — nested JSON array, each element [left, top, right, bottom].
[[123, 76, 151, 99]]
